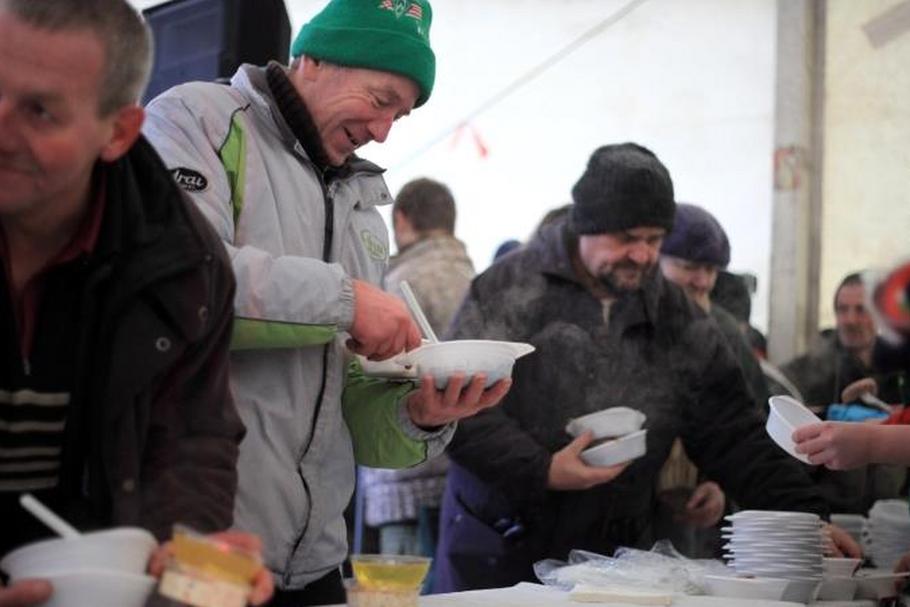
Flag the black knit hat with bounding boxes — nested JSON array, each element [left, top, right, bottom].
[[660, 203, 730, 267], [570, 143, 675, 235]]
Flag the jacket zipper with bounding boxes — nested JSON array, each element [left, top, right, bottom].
[[282, 169, 336, 585]]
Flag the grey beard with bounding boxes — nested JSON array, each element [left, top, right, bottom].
[[597, 263, 657, 295]]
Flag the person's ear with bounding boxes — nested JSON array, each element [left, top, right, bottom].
[[300, 56, 323, 82], [99, 105, 144, 163]]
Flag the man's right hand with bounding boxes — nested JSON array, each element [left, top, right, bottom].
[[348, 280, 421, 361], [547, 431, 629, 490], [0, 580, 53, 607], [792, 421, 875, 470], [841, 377, 878, 403]]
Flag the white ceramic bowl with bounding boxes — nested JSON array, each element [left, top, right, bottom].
[[766, 395, 822, 463], [565, 407, 646, 440], [0, 528, 156, 580], [854, 569, 910, 599], [400, 340, 535, 389], [579, 430, 647, 468], [823, 557, 861, 577], [817, 576, 859, 601], [702, 575, 788, 600]]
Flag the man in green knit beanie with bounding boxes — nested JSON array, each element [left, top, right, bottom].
[[144, 1, 512, 605]]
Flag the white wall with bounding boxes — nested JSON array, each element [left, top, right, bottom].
[[133, 0, 778, 329], [818, 0, 910, 329]]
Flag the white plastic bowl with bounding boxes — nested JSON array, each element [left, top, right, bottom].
[[766, 395, 822, 463], [564, 407, 646, 439], [823, 557, 861, 577], [727, 510, 821, 523], [702, 574, 788, 600], [579, 430, 647, 467], [779, 577, 822, 603], [817, 575, 859, 601], [357, 340, 429, 380], [38, 569, 156, 607], [854, 569, 910, 599], [0, 528, 156, 580], [400, 340, 534, 389], [357, 354, 419, 380]]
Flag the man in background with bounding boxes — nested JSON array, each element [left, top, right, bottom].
[[361, 178, 475, 589], [656, 203, 771, 557], [659, 203, 769, 409], [386, 177, 475, 335], [783, 274, 907, 514], [784, 273, 906, 410]]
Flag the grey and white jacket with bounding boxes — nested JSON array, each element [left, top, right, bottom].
[[143, 64, 452, 589]]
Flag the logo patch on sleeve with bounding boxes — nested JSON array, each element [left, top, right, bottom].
[[360, 230, 388, 261], [171, 168, 209, 192]]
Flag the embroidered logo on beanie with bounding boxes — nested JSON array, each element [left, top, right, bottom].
[[380, 0, 423, 21]]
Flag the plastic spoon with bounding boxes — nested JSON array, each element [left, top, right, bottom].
[[20, 492, 81, 539], [399, 280, 439, 344], [859, 392, 892, 414]]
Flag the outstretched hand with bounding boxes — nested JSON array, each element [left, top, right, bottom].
[[792, 422, 874, 470], [406, 373, 511, 428], [547, 431, 629, 491], [680, 481, 726, 528], [841, 377, 878, 403]]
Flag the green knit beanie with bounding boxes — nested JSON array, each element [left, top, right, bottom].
[[291, 0, 436, 107]]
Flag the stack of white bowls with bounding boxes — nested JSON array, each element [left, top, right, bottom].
[[864, 499, 910, 569], [0, 528, 157, 607], [722, 510, 824, 603], [565, 407, 648, 468]]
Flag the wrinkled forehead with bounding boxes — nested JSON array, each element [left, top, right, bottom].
[[336, 63, 419, 106], [0, 12, 106, 100]]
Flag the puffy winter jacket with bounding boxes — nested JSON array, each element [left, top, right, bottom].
[[144, 64, 452, 588]]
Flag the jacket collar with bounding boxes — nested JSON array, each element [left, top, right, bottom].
[[531, 216, 665, 330], [392, 234, 468, 265], [265, 61, 331, 171]]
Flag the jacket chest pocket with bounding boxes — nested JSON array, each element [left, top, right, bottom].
[[103, 301, 188, 427]]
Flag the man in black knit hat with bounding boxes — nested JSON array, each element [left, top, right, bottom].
[[435, 143, 861, 592]]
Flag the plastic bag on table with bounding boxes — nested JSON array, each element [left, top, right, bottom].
[[534, 539, 729, 595]]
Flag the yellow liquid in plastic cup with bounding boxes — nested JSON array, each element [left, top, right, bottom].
[[350, 555, 431, 591]]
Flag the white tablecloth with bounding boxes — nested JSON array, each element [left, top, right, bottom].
[[332, 582, 879, 607]]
